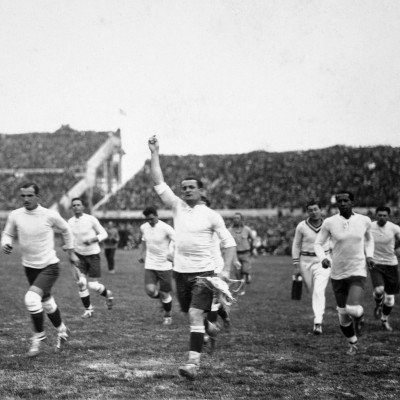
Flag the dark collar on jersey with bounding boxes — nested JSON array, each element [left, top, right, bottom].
[[305, 218, 323, 233]]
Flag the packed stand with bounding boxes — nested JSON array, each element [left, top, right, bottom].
[[102, 145, 400, 211]]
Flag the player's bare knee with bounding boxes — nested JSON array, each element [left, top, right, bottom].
[[160, 292, 172, 303], [384, 294, 395, 307], [189, 308, 204, 325], [25, 291, 43, 313], [42, 296, 57, 314], [145, 285, 157, 297], [337, 307, 352, 326], [345, 304, 364, 318], [373, 286, 385, 296], [77, 275, 88, 290]]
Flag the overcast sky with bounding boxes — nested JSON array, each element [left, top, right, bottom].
[[1, 0, 399, 181]]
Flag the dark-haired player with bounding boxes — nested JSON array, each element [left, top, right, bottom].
[[292, 199, 331, 334], [139, 206, 175, 325], [370, 206, 400, 331], [68, 198, 114, 318], [315, 191, 374, 355], [2, 182, 76, 356], [148, 135, 236, 380]]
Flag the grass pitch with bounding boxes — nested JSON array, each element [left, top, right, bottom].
[[1, 247, 400, 399]]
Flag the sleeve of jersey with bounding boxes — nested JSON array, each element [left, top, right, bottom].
[[93, 217, 108, 242], [154, 183, 179, 208], [213, 214, 236, 249], [52, 212, 75, 249], [364, 219, 374, 258], [140, 225, 146, 242], [291, 225, 302, 264], [314, 222, 330, 261], [1, 212, 16, 247]]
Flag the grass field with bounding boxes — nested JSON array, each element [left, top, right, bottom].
[[1, 247, 400, 399]]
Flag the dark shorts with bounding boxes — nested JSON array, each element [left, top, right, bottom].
[[24, 263, 59, 300], [76, 253, 101, 278], [370, 264, 399, 294], [173, 271, 214, 313], [145, 269, 173, 293], [331, 276, 366, 307], [237, 251, 252, 274]]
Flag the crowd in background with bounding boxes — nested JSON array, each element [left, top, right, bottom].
[[103, 145, 400, 211], [1, 130, 400, 256], [0, 126, 111, 209]]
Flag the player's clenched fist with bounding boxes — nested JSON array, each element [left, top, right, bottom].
[[148, 135, 159, 152]]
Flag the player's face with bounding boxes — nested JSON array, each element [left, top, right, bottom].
[[181, 180, 201, 203], [71, 200, 84, 216], [376, 211, 389, 227], [233, 214, 242, 226], [20, 186, 39, 211], [146, 213, 158, 227], [335, 193, 353, 214], [307, 204, 321, 220]]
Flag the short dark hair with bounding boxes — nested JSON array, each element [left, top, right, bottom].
[[181, 177, 203, 189], [335, 191, 354, 201], [71, 197, 83, 205], [376, 206, 391, 215], [306, 199, 321, 209], [20, 182, 40, 195], [234, 212, 243, 219], [143, 206, 158, 217]]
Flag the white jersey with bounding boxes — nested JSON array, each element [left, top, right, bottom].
[[68, 213, 108, 256], [154, 183, 236, 273], [211, 234, 224, 274], [371, 221, 400, 266], [315, 212, 374, 279], [1, 205, 74, 269], [140, 220, 175, 271], [292, 218, 330, 264]]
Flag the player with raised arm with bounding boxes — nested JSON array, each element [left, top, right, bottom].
[[370, 206, 400, 331], [148, 135, 236, 380], [315, 191, 374, 355], [68, 198, 114, 318], [1, 182, 77, 356], [139, 206, 175, 325], [292, 199, 331, 335]]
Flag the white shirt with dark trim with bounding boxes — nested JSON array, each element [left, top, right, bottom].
[[1, 205, 74, 269], [154, 182, 236, 273], [68, 213, 108, 256], [371, 220, 400, 266], [315, 213, 374, 279], [140, 220, 175, 271], [292, 218, 330, 264]]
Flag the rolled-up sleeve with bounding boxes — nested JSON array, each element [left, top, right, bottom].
[[213, 214, 236, 249]]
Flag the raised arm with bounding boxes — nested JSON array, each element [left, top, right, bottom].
[[148, 135, 164, 185]]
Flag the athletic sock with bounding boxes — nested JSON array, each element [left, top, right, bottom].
[[340, 323, 356, 339], [31, 311, 45, 333], [47, 307, 62, 328], [207, 311, 218, 323], [218, 306, 228, 320], [382, 304, 393, 318]]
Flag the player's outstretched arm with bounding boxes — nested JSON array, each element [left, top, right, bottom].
[[148, 135, 165, 186]]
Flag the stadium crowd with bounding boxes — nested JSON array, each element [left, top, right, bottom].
[[103, 145, 400, 211], [0, 126, 113, 209]]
